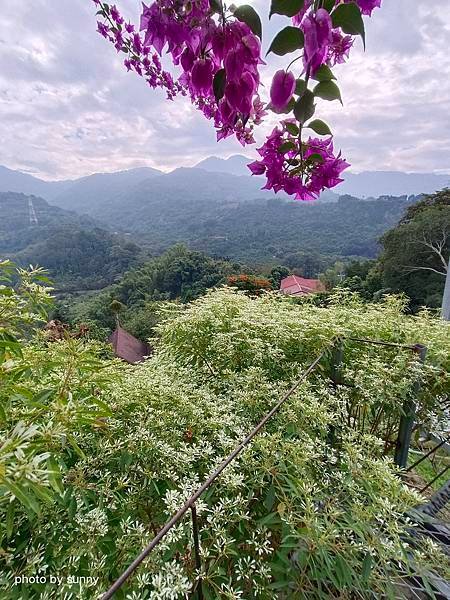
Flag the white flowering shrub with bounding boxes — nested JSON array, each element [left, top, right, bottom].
[[1, 275, 449, 598]]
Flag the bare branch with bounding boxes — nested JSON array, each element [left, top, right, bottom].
[[414, 232, 449, 272], [403, 265, 447, 277]]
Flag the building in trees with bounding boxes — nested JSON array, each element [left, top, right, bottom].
[[108, 325, 151, 364], [280, 275, 325, 296]]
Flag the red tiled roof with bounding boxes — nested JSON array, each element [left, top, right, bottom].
[[280, 275, 325, 296], [108, 326, 151, 364]]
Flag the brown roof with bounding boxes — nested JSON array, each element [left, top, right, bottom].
[[108, 326, 151, 364], [280, 275, 325, 296]]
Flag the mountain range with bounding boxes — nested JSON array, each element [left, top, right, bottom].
[[1, 158, 448, 216], [0, 158, 447, 274], [193, 155, 450, 197]]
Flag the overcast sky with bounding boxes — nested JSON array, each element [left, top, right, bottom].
[[0, 0, 449, 180]]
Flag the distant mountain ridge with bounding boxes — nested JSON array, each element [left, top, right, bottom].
[[1, 161, 448, 214], [336, 171, 450, 198], [0, 165, 73, 201], [192, 156, 450, 197], [52, 166, 162, 212], [195, 154, 252, 176], [0, 165, 162, 207]]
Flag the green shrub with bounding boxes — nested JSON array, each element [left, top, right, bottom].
[[1, 274, 449, 599]]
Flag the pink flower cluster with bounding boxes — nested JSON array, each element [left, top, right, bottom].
[[94, 1, 183, 98], [293, 0, 381, 76], [248, 122, 349, 201], [93, 0, 382, 200], [95, 0, 264, 145]]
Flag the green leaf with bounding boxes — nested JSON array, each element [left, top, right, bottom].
[[323, 0, 336, 11], [331, 2, 365, 48], [267, 26, 304, 56], [257, 512, 280, 527], [234, 5, 262, 40], [295, 78, 307, 96], [294, 89, 315, 124], [213, 68, 226, 103], [278, 141, 296, 154], [307, 119, 332, 136], [67, 434, 86, 459], [68, 496, 77, 519], [307, 153, 325, 164], [4, 480, 40, 515], [0, 402, 6, 423], [264, 484, 276, 510], [31, 388, 55, 406], [90, 396, 113, 416], [362, 553, 372, 582], [269, 581, 291, 590], [6, 504, 14, 539], [270, 0, 304, 18], [29, 483, 54, 505], [48, 456, 64, 494], [285, 122, 299, 136], [313, 80, 342, 103], [312, 64, 336, 82]]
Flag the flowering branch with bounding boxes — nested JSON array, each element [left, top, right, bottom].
[[92, 0, 382, 200]]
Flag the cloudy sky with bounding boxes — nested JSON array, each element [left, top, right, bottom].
[[0, 0, 449, 180]]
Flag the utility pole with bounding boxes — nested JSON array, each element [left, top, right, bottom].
[[443, 257, 450, 321]]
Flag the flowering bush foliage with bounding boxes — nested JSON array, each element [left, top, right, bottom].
[[227, 273, 273, 294], [2, 263, 450, 598], [93, 0, 382, 199]]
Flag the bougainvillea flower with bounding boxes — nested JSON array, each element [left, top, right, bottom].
[[292, 0, 313, 26], [270, 70, 296, 110], [353, 0, 382, 15], [224, 48, 244, 81], [191, 58, 214, 94], [328, 31, 353, 66], [94, 0, 384, 199], [248, 124, 349, 200], [302, 8, 332, 75]]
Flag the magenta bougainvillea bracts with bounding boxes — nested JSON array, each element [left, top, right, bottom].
[[93, 0, 381, 199]]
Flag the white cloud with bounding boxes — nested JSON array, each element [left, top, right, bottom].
[[0, 0, 448, 179]]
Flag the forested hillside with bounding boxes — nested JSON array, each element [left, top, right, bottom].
[[16, 228, 143, 291], [0, 192, 145, 290], [58, 245, 244, 339], [0, 192, 95, 254], [93, 186, 415, 265]]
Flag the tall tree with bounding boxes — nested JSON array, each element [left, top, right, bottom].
[[380, 189, 450, 312]]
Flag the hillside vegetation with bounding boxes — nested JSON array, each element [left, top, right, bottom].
[[380, 188, 450, 310], [0, 192, 94, 254], [0, 192, 145, 290], [58, 245, 245, 339], [63, 174, 415, 264], [1, 262, 449, 598]]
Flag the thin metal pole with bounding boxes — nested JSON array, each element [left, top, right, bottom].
[[347, 337, 416, 350], [394, 344, 427, 468], [330, 337, 344, 387], [328, 338, 344, 447], [190, 505, 203, 600], [420, 464, 450, 494], [405, 436, 449, 473], [101, 348, 328, 599]]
